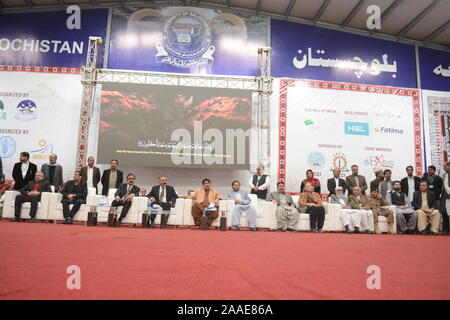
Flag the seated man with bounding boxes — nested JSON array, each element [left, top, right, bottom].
[[368, 189, 395, 234], [189, 178, 220, 227], [225, 180, 257, 231], [61, 170, 88, 224], [412, 180, 440, 235], [111, 174, 140, 224], [330, 186, 362, 234], [387, 180, 417, 234], [299, 182, 325, 232], [139, 188, 147, 197], [12, 171, 52, 222], [147, 176, 178, 227], [267, 182, 298, 232], [348, 186, 374, 233]]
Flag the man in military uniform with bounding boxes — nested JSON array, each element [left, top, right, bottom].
[[368, 189, 395, 234]]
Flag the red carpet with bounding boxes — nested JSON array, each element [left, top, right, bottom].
[[0, 220, 449, 300]]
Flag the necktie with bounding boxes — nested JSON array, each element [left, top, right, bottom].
[[160, 187, 165, 202]]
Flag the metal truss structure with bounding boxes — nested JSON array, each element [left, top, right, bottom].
[[77, 40, 273, 171]]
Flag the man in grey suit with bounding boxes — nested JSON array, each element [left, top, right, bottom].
[[379, 169, 394, 199], [225, 180, 257, 231], [267, 182, 298, 232], [441, 161, 450, 235], [346, 165, 368, 195], [41, 154, 63, 191]]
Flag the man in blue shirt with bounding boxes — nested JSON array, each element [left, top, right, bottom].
[[225, 180, 257, 231]]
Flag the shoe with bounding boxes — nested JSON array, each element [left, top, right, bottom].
[[365, 230, 372, 234], [354, 227, 360, 234], [286, 228, 296, 232], [344, 225, 351, 234], [431, 231, 438, 235], [11, 217, 20, 222], [420, 230, 429, 235], [249, 227, 257, 231], [29, 218, 36, 222], [312, 228, 319, 233], [317, 228, 323, 233], [149, 222, 156, 228], [67, 217, 73, 224], [232, 226, 241, 231], [405, 229, 411, 235]]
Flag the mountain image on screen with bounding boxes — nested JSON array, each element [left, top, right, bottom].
[[97, 83, 252, 169]]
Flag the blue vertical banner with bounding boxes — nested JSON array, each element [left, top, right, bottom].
[[419, 47, 450, 91], [107, 6, 268, 76], [271, 19, 417, 88], [0, 9, 108, 68]]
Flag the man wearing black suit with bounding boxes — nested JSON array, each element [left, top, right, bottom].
[[12, 171, 51, 222], [112, 173, 140, 224], [147, 176, 178, 227], [12, 152, 37, 190], [400, 165, 421, 202], [412, 180, 440, 235], [80, 156, 101, 194], [422, 165, 443, 201], [101, 159, 123, 196], [61, 170, 88, 224], [327, 169, 346, 196]]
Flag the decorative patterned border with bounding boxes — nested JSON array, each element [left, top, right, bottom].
[[278, 78, 423, 185], [0, 65, 81, 74]]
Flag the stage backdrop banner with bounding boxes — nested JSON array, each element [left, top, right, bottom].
[[277, 79, 422, 194], [422, 89, 450, 175], [0, 72, 82, 182], [419, 47, 450, 92], [271, 19, 417, 88], [107, 6, 268, 76], [96, 83, 255, 170], [0, 9, 108, 69]]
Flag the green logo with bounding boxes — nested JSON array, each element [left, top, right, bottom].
[[304, 119, 314, 126]]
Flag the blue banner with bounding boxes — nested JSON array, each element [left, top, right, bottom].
[[271, 19, 417, 88], [419, 47, 450, 91], [107, 6, 268, 76], [0, 9, 108, 68]]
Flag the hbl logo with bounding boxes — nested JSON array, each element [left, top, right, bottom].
[[344, 122, 369, 136]]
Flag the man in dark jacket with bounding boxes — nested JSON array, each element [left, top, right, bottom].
[[412, 180, 440, 235], [61, 170, 88, 224], [12, 152, 37, 190], [147, 176, 178, 227], [101, 159, 123, 196], [112, 173, 140, 224], [12, 171, 51, 222]]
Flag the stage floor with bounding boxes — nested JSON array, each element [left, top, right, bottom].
[[0, 220, 449, 300]]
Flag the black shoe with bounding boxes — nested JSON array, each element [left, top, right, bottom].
[[420, 230, 429, 235], [29, 218, 36, 222], [286, 228, 296, 232], [405, 229, 411, 235], [354, 227, 360, 234], [67, 217, 73, 224], [232, 226, 240, 231], [249, 227, 257, 231], [63, 218, 68, 224], [11, 217, 20, 222], [364, 230, 371, 234], [431, 231, 438, 235], [344, 225, 352, 234]]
